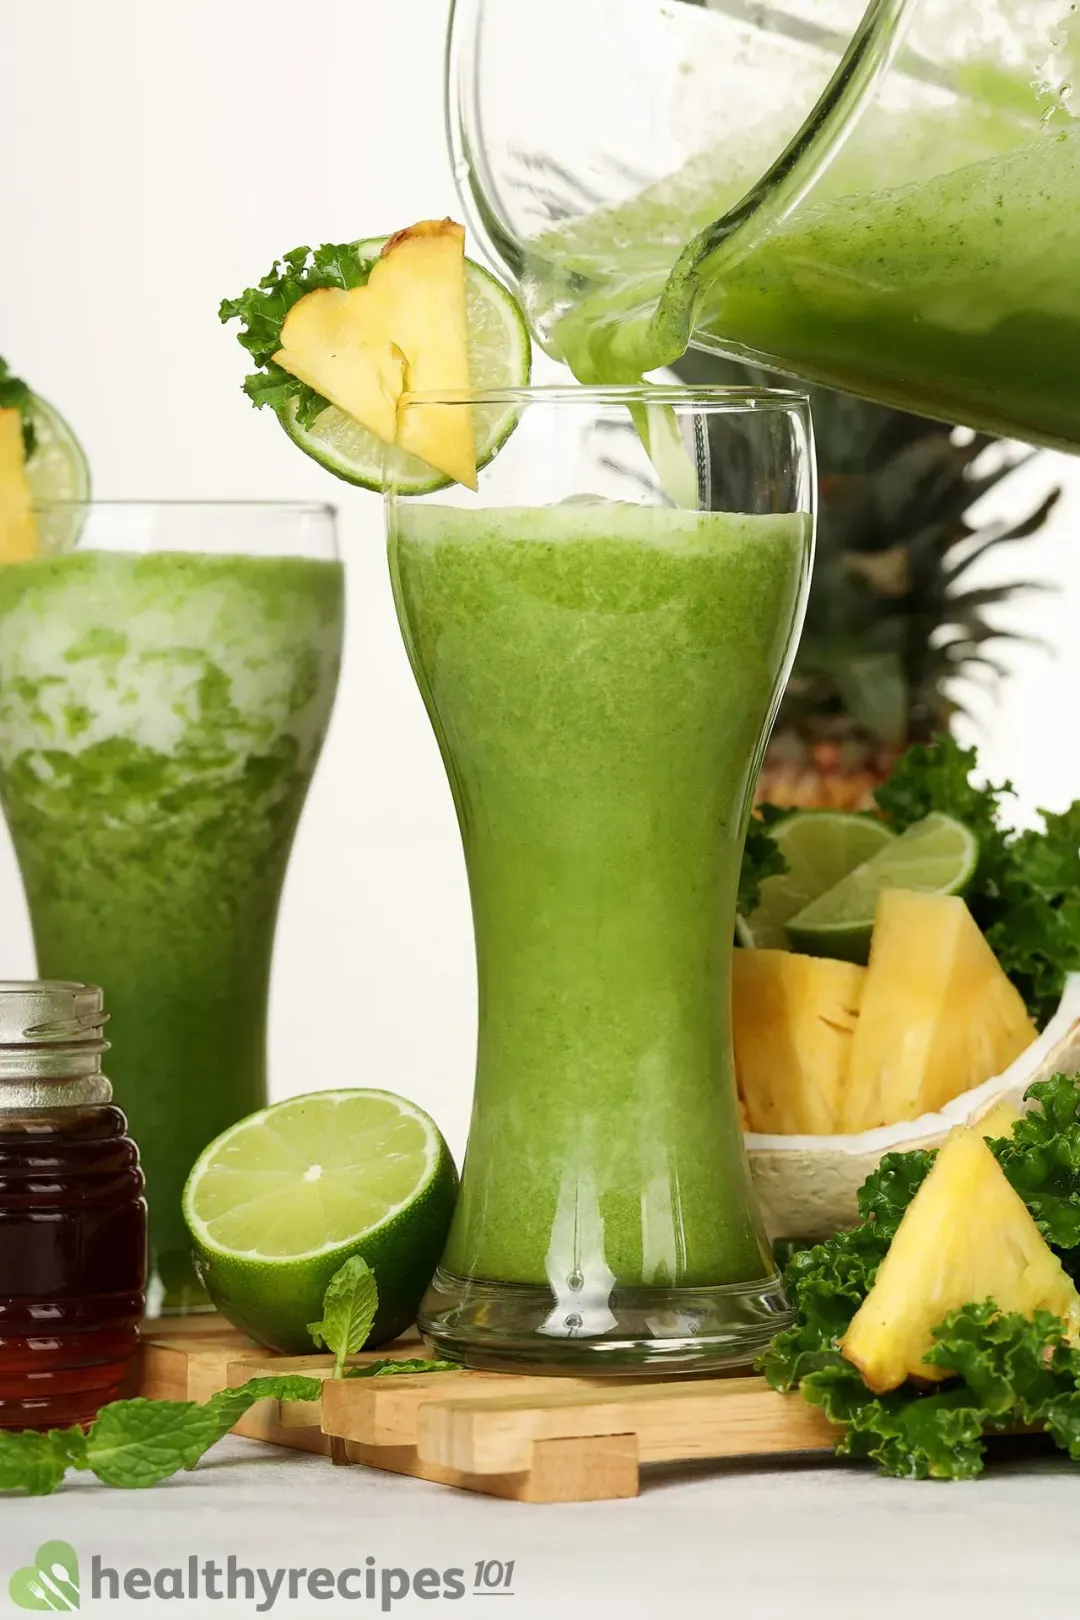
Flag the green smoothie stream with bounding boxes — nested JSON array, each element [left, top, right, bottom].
[[0, 549, 344, 1306], [391, 501, 809, 1293]]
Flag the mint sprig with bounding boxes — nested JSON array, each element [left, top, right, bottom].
[[219, 242, 377, 429], [306, 1257, 458, 1382], [0, 1376, 320, 1497], [307, 1255, 379, 1378], [344, 1357, 459, 1380], [0, 1428, 86, 1497], [0, 1259, 457, 1495]]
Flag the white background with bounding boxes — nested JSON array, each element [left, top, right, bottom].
[[2, 0, 1080, 1164]]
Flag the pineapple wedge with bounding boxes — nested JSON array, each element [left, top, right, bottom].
[[841, 1124, 1080, 1392], [842, 889, 1036, 1133], [977, 1098, 1021, 1141], [0, 408, 36, 562], [274, 219, 476, 488], [733, 950, 865, 1135]]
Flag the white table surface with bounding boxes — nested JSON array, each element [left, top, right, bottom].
[[3, 1437, 1080, 1618]]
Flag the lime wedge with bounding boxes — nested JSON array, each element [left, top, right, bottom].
[[26, 393, 91, 554], [737, 811, 896, 949], [785, 811, 979, 963], [183, 1089, 457, 1353], [279, 239, 531, 494]]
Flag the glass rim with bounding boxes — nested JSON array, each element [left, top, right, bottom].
[[399, 384, 810, 409], [29, 498, 337, 516]]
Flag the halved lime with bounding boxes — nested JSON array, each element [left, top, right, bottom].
[[26, 393, 91, 554], [183, 1089, 457, 1353], [737, 811, 896, 949], [785, 811, 979, 963], [279, 238, 531, 494]]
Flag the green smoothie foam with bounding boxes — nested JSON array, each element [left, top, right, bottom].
[[531, 126, 1080, 450], [391, 501, 808, 1291], [0, 549, 344, 1304]]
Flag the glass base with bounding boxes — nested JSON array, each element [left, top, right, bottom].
[[418, 1267, 791, 1375], [145, 1261, 214, 1319]]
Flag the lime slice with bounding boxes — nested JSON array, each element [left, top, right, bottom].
[[25, 393, 91, 554], [785, 811, 979, 963], [183, 1089, 457, 1353], [279, 238, 531, 493], [737, 811, 896, 949]]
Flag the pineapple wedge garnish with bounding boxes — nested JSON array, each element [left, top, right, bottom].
[[733, 951, 865, 1134], [841, 1124, 1080, 1392], [274, 219, 476, 488], [977, 1098, 1021, 1141], [842, 889, 1036, 1132], [0, 408, 36, 561]]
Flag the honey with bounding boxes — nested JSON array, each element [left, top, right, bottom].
[[0, 983, 146, 1429]]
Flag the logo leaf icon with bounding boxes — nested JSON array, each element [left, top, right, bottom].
[[9, 1542, 79, 1611]]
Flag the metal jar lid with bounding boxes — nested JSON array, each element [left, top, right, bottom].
[[0, 981, 113, 1108]]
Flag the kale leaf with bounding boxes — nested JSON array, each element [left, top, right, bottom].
[[763, 1075, 1080, 1478], [219, 242, 377, 428], [875, 736, 1080, 1025], [0, 356, 37, 459], [738, 813, 789, 917]]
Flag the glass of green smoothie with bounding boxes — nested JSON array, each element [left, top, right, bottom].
[[389, 386, 814, 1371], [0, 502, 344, 1312]]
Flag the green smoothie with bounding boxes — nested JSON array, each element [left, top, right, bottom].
[[0, 549, 344, 1305], [703, 130, 1080, 451], [391, 501, 808, 1291], [532, 126, 1080, 450]]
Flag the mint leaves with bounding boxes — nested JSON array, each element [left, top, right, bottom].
[[0, 1258, 457, 1496], [0, 1428, 85, 1497], [344, 1357, 459, 1380], [86, 1376, 321, 1489], [306, 1257, 457, 1384], [764, 1072, 1080, 1477], [0, 356, 36, 459], [0, 1376, 320, 1497], [307, 1255, 379, 1377], [219, 243, 376, 428]]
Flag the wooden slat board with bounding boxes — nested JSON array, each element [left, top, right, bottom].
[[138, 1319, 838, 1503]]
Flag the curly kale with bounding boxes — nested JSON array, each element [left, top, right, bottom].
[[219, 242, 377, 428], [762, 1074, 1080, 1478]]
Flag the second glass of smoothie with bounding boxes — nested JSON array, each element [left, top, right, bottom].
[[389, 386, 814, 1371], [0, 502, 344, 1310]]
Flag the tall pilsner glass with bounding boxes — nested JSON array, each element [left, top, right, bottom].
[[389, 387, 814, 1371], [0, 503, 344, 1310]]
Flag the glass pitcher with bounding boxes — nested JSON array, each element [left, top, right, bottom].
[[448, 0, 1079, 450]]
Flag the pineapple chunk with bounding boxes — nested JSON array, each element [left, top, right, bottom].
[[841, 1124, 1080, 1392], [733, 950, 865, 1135], [0, 408, 36, 561], [977, 1098, 1021, 1141], [842, 890, 1036, 1133], [276, 295, 405, 445], [275, 219, 476, 487]]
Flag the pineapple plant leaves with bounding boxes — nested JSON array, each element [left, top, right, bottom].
[[672, 349, 1061, 808]]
